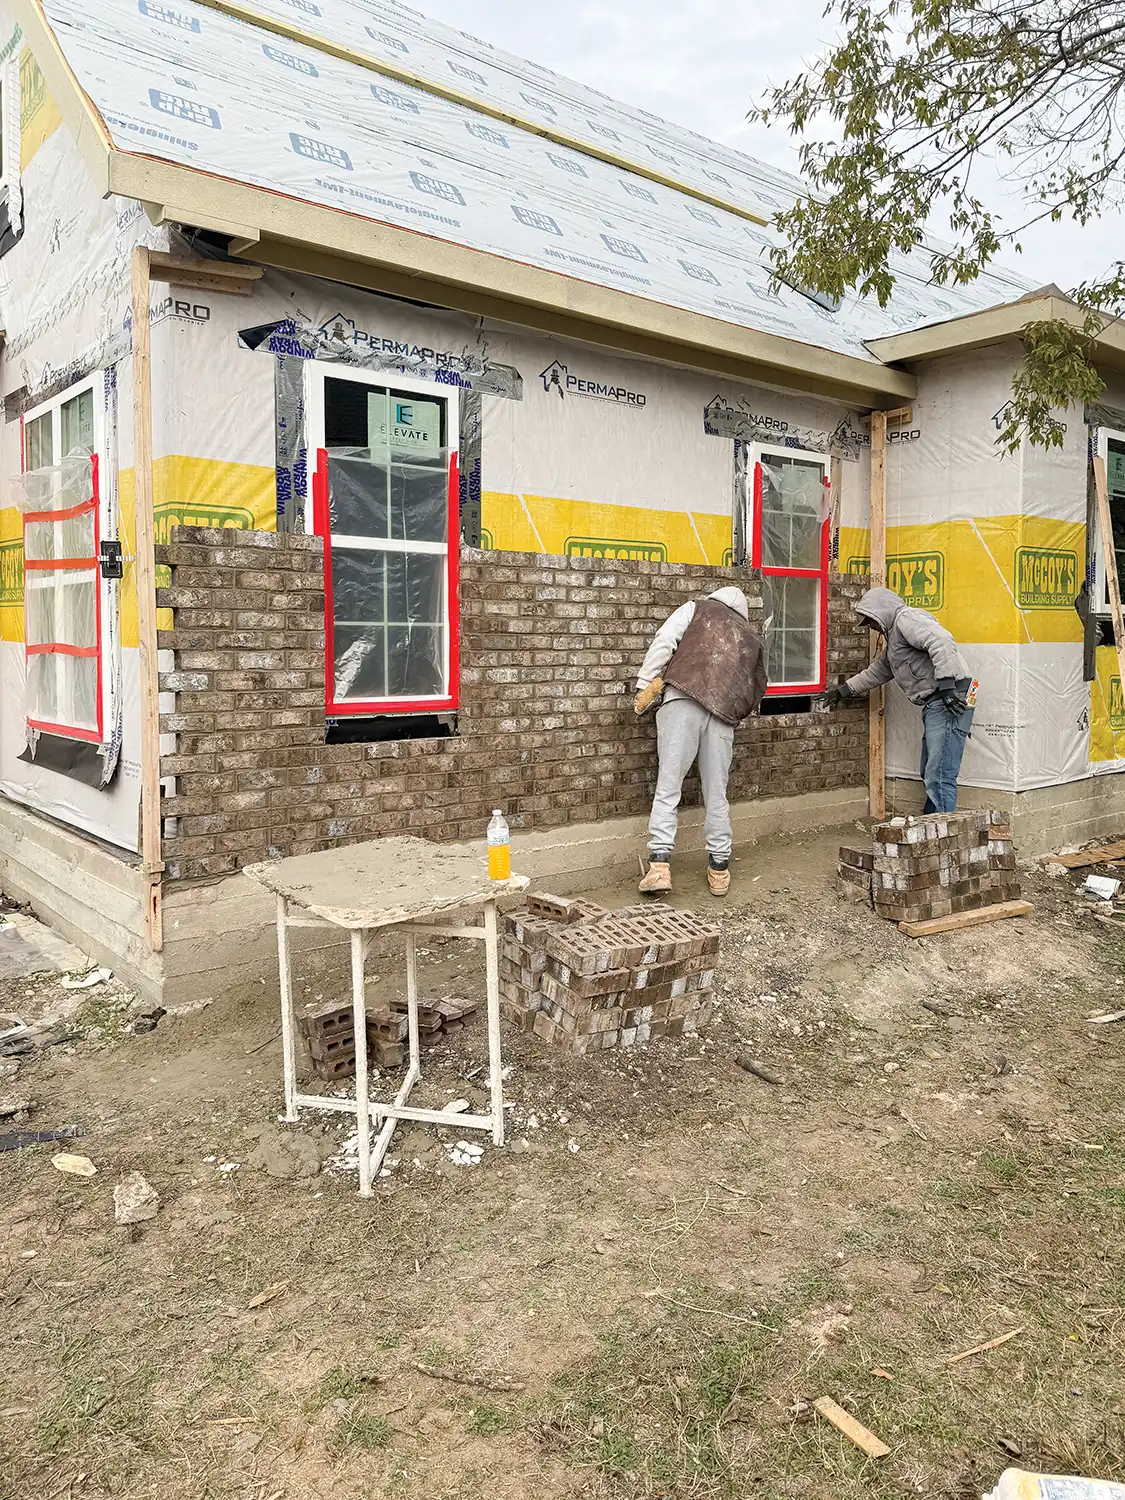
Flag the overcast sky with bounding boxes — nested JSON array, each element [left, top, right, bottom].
[[418, 0, 1123, 293]]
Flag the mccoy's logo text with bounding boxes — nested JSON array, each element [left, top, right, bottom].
[[1110, 675, 1125, 731], [1015, 546, 1078, 608], [847, 551, 944, 610], [541, 360, 646, 407], [565, 536, 666, 562], [154, 503, 254, 546], [0, 538, 23, 606]]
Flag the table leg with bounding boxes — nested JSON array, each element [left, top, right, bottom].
[[351, 928, 373, 1198], [405, 928, 421, 1073], [276, 895, 299, 1123], [484, 898, 504, 1146]]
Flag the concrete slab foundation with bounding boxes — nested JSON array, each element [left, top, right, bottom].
[[12, 772, 1123, 1004]]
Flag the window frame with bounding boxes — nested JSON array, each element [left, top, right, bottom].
[[746, 441, 830, 695], [20, 373, 109, 745], [1095, 426, 1125, 617], [304, 363, 461, 718]]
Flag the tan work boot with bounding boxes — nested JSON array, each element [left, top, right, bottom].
[[638, 860, 672, 895], [707, 863, 731, 898]]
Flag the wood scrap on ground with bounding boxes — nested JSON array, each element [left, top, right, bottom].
[[945, 1327, 1024, 1364], [1047, 838, 1125, 870], [812, 1396, 890, 1459], [898, 900, 1033, 938], [735, 1054, 784, 1085], [412, 1362, 526, 1393]]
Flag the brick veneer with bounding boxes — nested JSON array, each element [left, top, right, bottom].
[[155, 527, 870, 882]]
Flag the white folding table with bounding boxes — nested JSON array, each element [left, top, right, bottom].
[[244, 837, 527, 1196]]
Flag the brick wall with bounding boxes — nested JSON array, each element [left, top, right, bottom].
[[156, 528, 870, 882]]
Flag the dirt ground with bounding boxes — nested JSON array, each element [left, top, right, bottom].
[[2, 827, 1125, 1500]]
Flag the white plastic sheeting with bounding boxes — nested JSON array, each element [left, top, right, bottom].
[[41, 0, 1035, 363]]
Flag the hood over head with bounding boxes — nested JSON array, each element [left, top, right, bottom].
[[707, 585, 749, 621], [855, 586, 905, 633]]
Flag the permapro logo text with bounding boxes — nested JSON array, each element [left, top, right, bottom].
[[1015, 547, 1078, 608], [565, 537, 666, 562], [540, 360, 646, 407], [847, 552, 945, 610]]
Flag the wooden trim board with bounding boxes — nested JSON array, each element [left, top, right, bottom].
[[1047, 838, 1125, 869], [898, 900, 1034, 938]]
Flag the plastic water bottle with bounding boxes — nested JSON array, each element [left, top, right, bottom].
[[487, 809, 511, 882]]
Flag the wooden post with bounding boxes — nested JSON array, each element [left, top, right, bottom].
[[1093, 454, 1125, 693], [868, 410, 888, 821], [131, 245, 164, 951]]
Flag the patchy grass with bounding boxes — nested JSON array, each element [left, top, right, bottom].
[[329, 1408, 392, 1455]]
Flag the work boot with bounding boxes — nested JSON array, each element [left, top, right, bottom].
[[707, 858, 731, 898], [638, 857, 672, 895]]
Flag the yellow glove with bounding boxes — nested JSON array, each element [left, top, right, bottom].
[[634, 677, 665, 715]]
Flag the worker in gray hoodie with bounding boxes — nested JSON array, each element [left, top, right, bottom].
[[825, 586, 977, 814], [634, 586, 767, 897]]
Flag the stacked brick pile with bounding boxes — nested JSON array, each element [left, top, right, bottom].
[[838, 809, 1020, 922], [297, 996, 477, 1079], [501, 897, 720, 1053]]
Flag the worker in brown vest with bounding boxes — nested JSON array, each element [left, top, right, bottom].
[[634, 586, 767, 897]]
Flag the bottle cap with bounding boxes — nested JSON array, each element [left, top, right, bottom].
[[492, 808, 502, 816]]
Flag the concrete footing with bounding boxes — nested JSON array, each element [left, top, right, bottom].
[[3, 772, 1122, 1004]]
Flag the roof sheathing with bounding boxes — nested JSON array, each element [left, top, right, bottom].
[[14, 0, 1035, 401]]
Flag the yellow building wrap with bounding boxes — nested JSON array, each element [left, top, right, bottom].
[[0, 457, 279, 648], [836, 515, 1086, 647], [1090, 647, 1125, 765], [20, 47, 63, 169], [481, 491, 733, 566], [0, 504, 22, 644]]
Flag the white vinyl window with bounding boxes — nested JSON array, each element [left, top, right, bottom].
[[304, 365, 461, 716], [1096, 428, 1125, 615], [18, 376, 111, 743], [743, 442, 830, 692]]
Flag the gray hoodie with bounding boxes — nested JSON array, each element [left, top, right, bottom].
[[637, 587, 749, 705], [844, 587, 971, 706]]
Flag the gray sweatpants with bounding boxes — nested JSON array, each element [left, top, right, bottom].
[[648, 695, 735, 861]]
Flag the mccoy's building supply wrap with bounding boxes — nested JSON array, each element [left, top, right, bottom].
[[831, 347, 1105, 794], [40, 0, 1034, 365]]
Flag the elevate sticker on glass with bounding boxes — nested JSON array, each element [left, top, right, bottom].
[[370, 395, 442, 458]]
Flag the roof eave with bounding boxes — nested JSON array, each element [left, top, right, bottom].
[[110, 152, 916, 408], [864, 296, 1104, 364]]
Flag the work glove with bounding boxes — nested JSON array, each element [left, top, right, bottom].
[[936, 677, 969, 715], [824, 682, 853, 708]]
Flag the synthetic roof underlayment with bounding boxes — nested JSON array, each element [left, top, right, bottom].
[[40, 0, 1035, 368]]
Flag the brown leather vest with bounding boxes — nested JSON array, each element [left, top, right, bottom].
[[662, 598, 768, 725]]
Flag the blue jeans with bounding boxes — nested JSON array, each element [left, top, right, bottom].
[[920, 696, 974, 814]]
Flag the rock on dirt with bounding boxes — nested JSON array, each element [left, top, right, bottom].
[[247, 1125, 322, 1180], [114, 1171, 160, 1225]]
